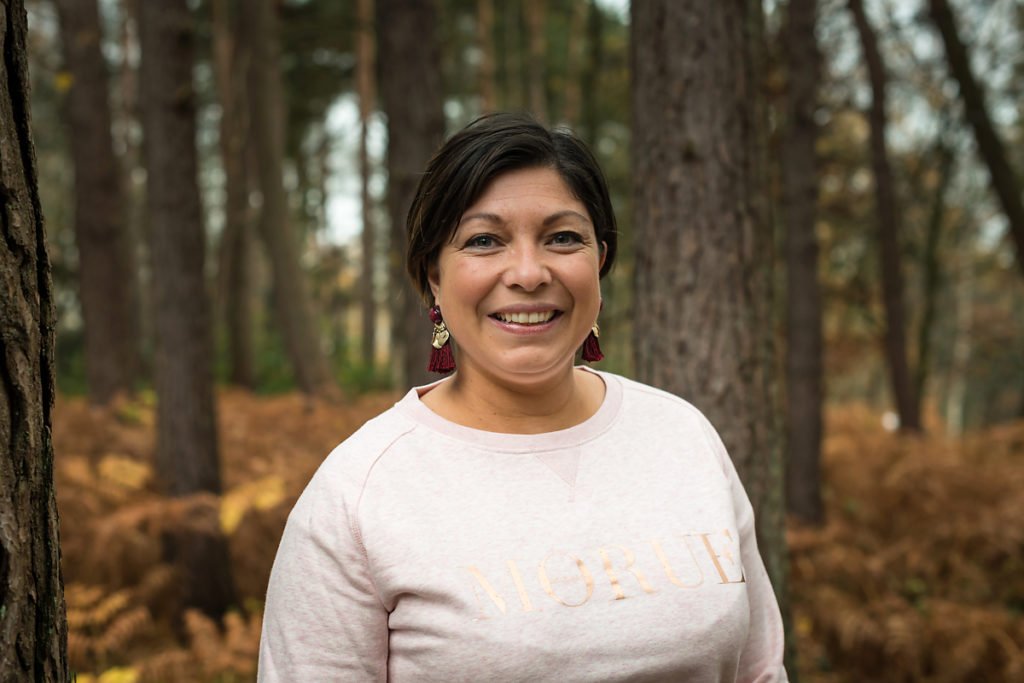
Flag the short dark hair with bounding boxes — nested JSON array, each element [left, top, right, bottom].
[[406, 112, 618, 303]]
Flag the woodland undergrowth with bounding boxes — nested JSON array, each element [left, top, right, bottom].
[[791, 406, 1024, 682], [56, 389, 395, 683], [53, 392, 1023, 682]]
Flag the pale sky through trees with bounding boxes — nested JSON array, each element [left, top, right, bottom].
[[321, 0, 1019, 252]]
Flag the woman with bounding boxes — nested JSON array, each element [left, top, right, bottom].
[[258, 113, 787, 682]]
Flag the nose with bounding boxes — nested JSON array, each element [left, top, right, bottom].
[[501, 243, 552, 291]]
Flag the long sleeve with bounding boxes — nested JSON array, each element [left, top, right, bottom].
[[258, 471, 389, 682], [701, 418, 789, 683]]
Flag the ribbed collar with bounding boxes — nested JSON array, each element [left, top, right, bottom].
[[394, 368, 623, 453]]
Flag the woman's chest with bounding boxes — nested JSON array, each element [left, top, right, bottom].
[[359, 446, 751, 681]]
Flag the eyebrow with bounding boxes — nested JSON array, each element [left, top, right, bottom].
[[458, 210, 591, 227]]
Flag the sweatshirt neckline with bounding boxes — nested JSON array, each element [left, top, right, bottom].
[[395, 368, 623, 453]]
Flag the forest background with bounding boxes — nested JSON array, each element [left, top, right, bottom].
[[2, 0, 1023, 681]]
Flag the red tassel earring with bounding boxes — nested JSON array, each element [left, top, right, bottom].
[[582, 322, 604, 362], [427, 305, 456, 373]]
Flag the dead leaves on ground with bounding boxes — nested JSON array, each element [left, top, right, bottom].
[[54, 393, 1022, 681]]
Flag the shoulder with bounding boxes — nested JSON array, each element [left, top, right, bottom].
[[601, 371, 717, 431], [290, 405, 421, 521], [597, 371, 730, 468]]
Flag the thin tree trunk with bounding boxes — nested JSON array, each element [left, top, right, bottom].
[[914, 140, 954, 413], [244, 0, 337, 397], [477, 0, 496, 114], [929, 0, 1024, 279], [137, 0, 237, 619], [0, 2, 68, 677], [212, 0, 255, 388], [945, 222, 973, 436], [116, 0, 138, 164], [848, 0, 921, 432], [377, 0, 445, 389], [781, 0, 824, 526], [1018, 365, 1024, 419], [56, 0, 142, 404], [499, 1, 523, 110], [632, 0, 788, 611], [524, 0, 548, 122], [293, 136, 312, 230], [580, 0, 603, 145], [116, 0, 149, 366], [357, 0, 377, 369], [316, 130, 330, 232], [561, 0, 587, 126]]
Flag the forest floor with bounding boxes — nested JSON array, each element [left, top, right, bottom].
[[54, 390, 1024, 682]]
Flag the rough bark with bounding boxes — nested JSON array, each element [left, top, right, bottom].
[[929, 0, 1024, 279], [631, 0, 788, 607], [55, 0, 141, 404], [0, 1, 69, 679], [377, 0, 445, 389], [244, 0, 336, 397], [357, 0, 377, 369], [212, 0, 255, 388], [848, 0, 921, 432], [781, 0, 824, 525], [137, 0, 236, 618]]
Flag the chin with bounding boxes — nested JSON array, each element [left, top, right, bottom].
[[494, 356, 578, 383]]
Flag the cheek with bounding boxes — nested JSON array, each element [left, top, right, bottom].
[[436, 260, 493, 311], [564, 259, 602, 295]]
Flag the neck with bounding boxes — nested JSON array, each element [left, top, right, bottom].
[[425, 363, 603, 434]]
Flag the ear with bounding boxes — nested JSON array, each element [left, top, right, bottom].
[[598, 241, 608, 271], [427, 262, 441, 306]]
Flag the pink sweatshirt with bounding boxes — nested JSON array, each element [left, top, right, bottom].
[[259, 370, 787, 682]]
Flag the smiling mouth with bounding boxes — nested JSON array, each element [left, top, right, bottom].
[[491, 310, 561, 325]]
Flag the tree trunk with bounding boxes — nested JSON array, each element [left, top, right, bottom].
[[496, 1, 523, 111], [914, 140, 954, 413], [631, 0, 788, 608], [945, 219, 974, 436], [55, 0, 142, 404], [524, 0, 548, 123], [477, 0, 496, 114], [0, 3, 68, 679], [244, 0, 337, 397], [561, 0, 587, 126], [377, 0, 445, 389], [781, 0, 824, 526], [137, 0, 237, 619], [929, 0, 1024, 279], [580, 0, 603, 145], [848, 0, 921, 432], [357, 0, 377, 369], [212, 0, 255, 389], [116, 0, 150, 366]]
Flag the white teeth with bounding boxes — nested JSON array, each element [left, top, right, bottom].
[[497, 311, 555, 324]]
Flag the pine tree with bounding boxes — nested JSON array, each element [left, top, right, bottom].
[[0, 0, 69, 677]]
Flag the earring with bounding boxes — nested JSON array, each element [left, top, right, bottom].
[[427, 305, 456, 373], [582, 321, 604, 362]]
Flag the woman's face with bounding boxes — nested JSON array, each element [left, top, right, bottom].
[[429, 166, 606, 389]]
